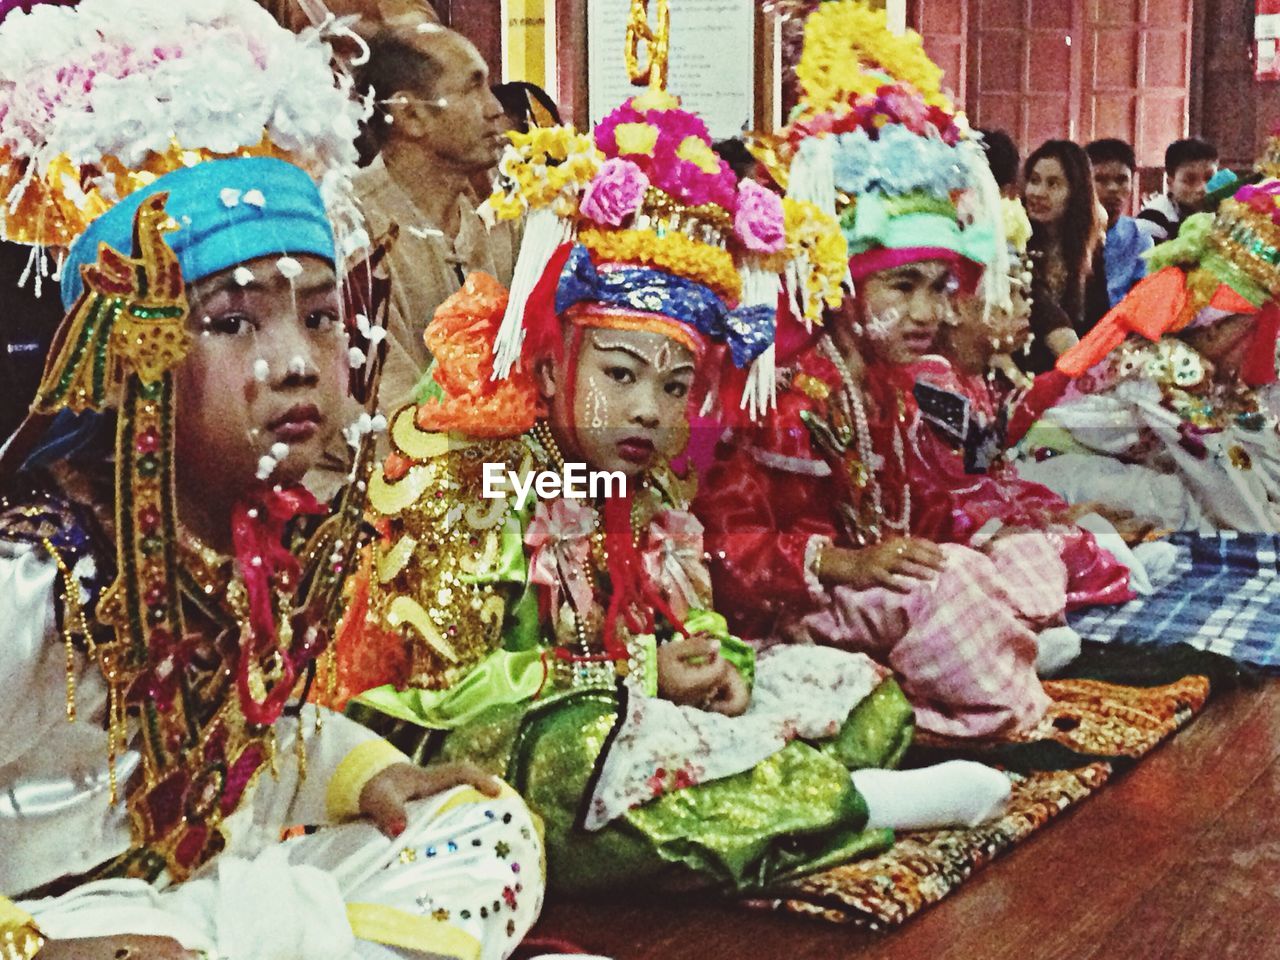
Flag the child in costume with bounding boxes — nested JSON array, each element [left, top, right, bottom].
[[697, 1, 1093, 737], [1018, 178, 1280, 534], [0, 3, 542, 959], [908, 197, 1139, 610], [340, 89, 1013, 897]]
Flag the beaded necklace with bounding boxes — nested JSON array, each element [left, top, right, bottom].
[[819, 335, 912, 542]]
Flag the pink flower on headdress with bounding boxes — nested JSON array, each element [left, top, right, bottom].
[[874, 84, 928, 133], [1236, 180, 1280, 225], [595, 96, 737, 211], [734, 179, 786, 254], [581, 157, 650, 227]]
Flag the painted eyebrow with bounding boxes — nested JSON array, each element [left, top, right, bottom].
[[593, 343, 656, 366], [593, 342, 696, 373]]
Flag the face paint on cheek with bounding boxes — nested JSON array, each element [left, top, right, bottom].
[[863, 306, 903, 342], [581, 370, 611, 430]]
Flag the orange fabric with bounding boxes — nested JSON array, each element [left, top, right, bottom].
[[1056, 265, 1276, 385], [311, 545, 409, 711], [1209, 284, 1258, 316], [1057, 268, 1191, 378], [415, 272, 543, 437]]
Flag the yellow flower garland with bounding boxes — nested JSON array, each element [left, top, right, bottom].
[[796, 1, 953, 117], [486, 127, 603, 222], [783, 198, 848, 326], [578, 227, 742, 303]]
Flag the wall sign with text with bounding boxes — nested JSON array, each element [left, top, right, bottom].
[[587, 0, 755, 141]]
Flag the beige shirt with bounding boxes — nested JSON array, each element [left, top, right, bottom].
[[255, 0, 439, 34], [355, 156, 520, 415]]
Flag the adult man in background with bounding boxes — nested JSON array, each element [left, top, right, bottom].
[[355, 23, 518, 411], [1087, 137, 1153, 307], [257, 0, 438, 34]]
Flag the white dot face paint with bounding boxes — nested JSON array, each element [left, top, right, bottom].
[[348, 346, 367, 369], [233, 266, 255, 287], [256, 455, 277, 480], [287, 356, 308, 377], [276, 256, 303, 280], [270, 442, 289, 461], [253, 359, 270, 382], [585, 377, 609, 429]]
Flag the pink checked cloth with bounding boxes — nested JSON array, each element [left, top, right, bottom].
[[783, 536, 1061, 739]]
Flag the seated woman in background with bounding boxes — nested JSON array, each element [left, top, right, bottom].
[[1021, 140, 1110, 374], [1019, 179, 1280, 534]]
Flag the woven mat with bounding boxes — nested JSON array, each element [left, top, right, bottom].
[[744, 676, 1209, 929], [915, 675, 1211, 761]]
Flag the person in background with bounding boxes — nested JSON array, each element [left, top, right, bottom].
[[354, 23, 517, 412], [256, 0, 439, 34], [979, 128, 1021, 199], [1087, 137, 1154, 307], [492, 80, 562, 134], [1137, 137, 1219, 243], [1020, 139, 1108, 373]]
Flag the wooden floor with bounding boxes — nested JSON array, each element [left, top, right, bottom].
[[530, 679, 1280, 960]]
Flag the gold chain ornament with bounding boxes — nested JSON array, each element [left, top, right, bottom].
[[624, 0, 671, 89]]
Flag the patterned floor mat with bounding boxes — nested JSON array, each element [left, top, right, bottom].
[[915, 675, 1211, 760], [744, 675, 1209, 929]]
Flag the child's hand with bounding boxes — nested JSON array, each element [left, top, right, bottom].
[[818, 539, 945, 593], [657, 635, 727, 708], [360, 761, 501, 838], [703, 666, 751, 717], [38, 936, 197, 959]]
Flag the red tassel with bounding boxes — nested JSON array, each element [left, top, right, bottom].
[[230, 482, 326, 726], [1243, 301, 1280, 387], [520, 242, 576, 370]]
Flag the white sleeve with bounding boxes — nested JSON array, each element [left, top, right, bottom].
[[0, 540, 96, 769], [249, 704, 408, 832], [0, 540, 134, 895]]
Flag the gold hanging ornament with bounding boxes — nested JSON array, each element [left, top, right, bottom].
[[0, 900, 44, 960], [624, 0, 671, 90]]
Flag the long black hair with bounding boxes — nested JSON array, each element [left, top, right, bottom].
[[1023, 139, 1103, 324]]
